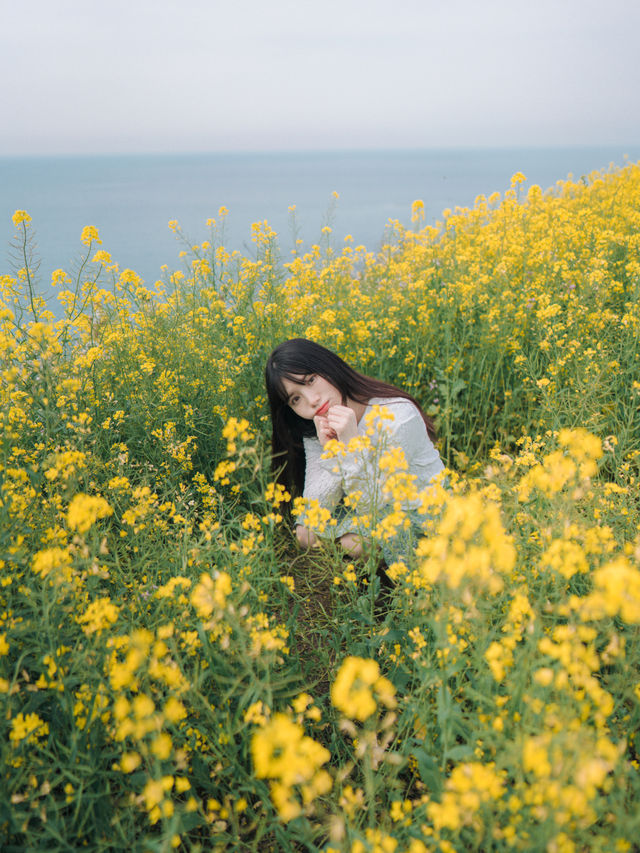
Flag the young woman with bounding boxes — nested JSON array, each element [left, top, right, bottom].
[[265, 338, 445, 560]]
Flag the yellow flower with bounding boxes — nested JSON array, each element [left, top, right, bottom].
[[67, 493, 113, 534], [191, 571, 232, 618], [541, 538, 588, 579], [485, 640, 513, 682], [534, 667, 554, 687], [416, 492, 514, 594], [222, 416, 253, 453], [151, 732, 173, 760], [12, 210, 32, 227], [120, 752, 141, 773], [264, 481, 291, 507], [339, 785, 365, 817], [213, 459, 236, 484], [77, 597, 120, 635], [331, 656, 396, 722], [279, 574, 295, 592], [10, 712, 49, 744], [270, 782, 301, 822], [411, 199, 425, 223], [133, 694, 155, 719], [522, 735, 552, 777], [164, 696, 187, 724], [292, 693, 312, 714], [245, 701, 269, 726], [252, 718, 321, 778], [579, 558, 640, 623], [80, 225, 101, 246], [251, 713, 331, 821], [143, 776, 173, 819], [293, 496, 335, 534], [427, 762, 504, 831]]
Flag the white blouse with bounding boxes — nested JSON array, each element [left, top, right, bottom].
[[300, 397, 444, 537]]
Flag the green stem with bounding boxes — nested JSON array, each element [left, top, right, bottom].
[[21, 222, 39, 320], [363, 732, 376, 829]]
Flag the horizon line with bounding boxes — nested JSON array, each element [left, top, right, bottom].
[[2, 143, 640, 161]]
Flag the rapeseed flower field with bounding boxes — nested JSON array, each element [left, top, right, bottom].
[[1, 162, 640, 851]]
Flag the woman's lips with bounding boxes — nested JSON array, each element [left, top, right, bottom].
[[316, 402, 330, 416]]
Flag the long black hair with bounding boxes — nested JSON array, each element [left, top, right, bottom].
[[265, 338, 435, 495]]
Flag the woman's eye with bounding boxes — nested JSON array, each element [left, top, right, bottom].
[[291, 396, 299, 406], [307, 375, 316, 384]]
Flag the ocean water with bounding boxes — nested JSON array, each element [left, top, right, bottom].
[[1, 147, 638, 289]]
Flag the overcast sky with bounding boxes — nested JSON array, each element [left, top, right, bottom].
[[2, 0, 639, 155]]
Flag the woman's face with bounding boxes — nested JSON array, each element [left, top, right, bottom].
[[281, 373, 342, 420]]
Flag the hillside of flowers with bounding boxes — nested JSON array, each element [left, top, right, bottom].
[[1, 161, 640, 852]]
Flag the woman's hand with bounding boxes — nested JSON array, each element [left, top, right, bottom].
[[296, 525, 320, 548], [326, 404, 358, 443], [314, 405, 359, 445], [313, 414, 337, 447]]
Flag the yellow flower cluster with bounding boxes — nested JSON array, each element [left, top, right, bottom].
[[73, 682, 109, 729], [518, 429, 602, 501], [67, 493, 113, 534], [213, 458, 236, 484], [293, 496, 336, 534], [247, 612, 290, 657], [517, 729, 622, 832], [485, 589, 535, 681], [222, 416, 253, 454], [331, 656, 397, 722], [44, 449, 88, 482], [414, 492, 515, 595], [571, 557, 640, 623], [77, 597, 120, 635], [12, 209, 32, 227], [251, 713, 332, 821], [31, 547, 74, 585], [264, 481, 291, 507], [190, 571, 232, 620], [427, 762, 504, 832], [80, 225, 101, 246], [9, 712, 49, 745]]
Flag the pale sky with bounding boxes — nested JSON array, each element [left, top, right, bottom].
[[2, 0, 639, 155]]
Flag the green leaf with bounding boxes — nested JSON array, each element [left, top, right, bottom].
[[413, 747, 443, 796]]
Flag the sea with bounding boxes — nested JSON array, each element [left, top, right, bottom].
[[1, 147, 639, 290]]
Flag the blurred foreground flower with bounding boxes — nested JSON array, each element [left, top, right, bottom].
[[252, 713, 331, 821], [331, 656, 396, 722]]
